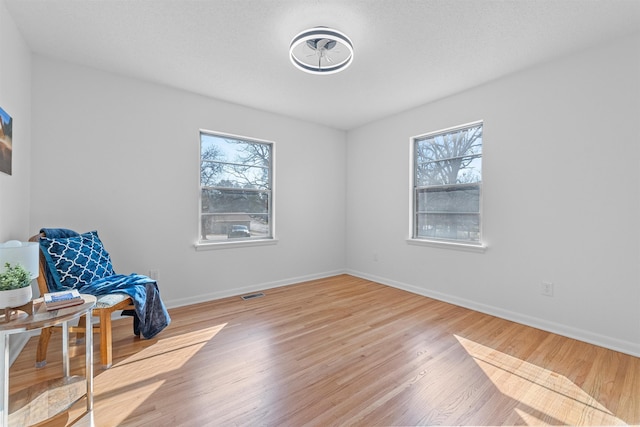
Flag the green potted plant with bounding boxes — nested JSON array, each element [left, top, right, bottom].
[[0, 240, 38, 310], [0, 262, 31, 289], [0, 262, 33, 308]]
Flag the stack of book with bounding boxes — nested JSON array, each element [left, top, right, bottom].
[[43, 289, 84, 310]]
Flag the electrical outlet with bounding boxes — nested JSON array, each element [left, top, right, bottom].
[[149, 269, 159, 280], [373, 253, 379, 262], [541, 281, 553, 297]]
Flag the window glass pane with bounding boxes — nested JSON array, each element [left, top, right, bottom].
[[416, 124, 482, 161], [201, 134, 270, 167], [416, 213, 480, 242], [416, 155, 481, 187], [415, 124, 482, 187], [200, 131, 273, 243], [201, 189, 269, 214], [201, 213, 270, 241], [412, 122, 483, 244], [201, 162, 269, 189], [416, 186, 479, 213], [201, 134, 270, 190]]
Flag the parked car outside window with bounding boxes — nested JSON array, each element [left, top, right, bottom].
[[228, 225, 251, 238]]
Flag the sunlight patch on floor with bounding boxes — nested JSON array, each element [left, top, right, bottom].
[[82, 324, 226, 425], [514, 407, 551, 425], [113, 323, 227, 368], [455, 335, 626, 426]]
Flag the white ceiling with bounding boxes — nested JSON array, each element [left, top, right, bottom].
[[4, 0, 640, 130]]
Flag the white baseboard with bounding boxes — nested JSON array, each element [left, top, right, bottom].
[[164, 269, 347, 309], [346, 269, 640, 358]]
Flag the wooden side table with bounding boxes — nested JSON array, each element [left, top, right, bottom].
[[0, 295, 96, 427]]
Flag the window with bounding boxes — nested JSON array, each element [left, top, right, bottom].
[[199, 131, 273, 244], [412, 121, 483, 245]]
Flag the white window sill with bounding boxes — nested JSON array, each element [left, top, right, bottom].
[[194, 238, 279, 251], [406, 238, 487, 253]]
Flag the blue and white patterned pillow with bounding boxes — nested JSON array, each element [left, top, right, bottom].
[[40, 231, 115, 290]]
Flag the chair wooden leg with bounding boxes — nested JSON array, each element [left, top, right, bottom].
[[100, 310, 113, 369], [35, 327, 54, 368], [76, 315, 86, 342]]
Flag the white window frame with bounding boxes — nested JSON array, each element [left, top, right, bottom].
[[408, 121, 486, 252], [195, 130, 277, 250]]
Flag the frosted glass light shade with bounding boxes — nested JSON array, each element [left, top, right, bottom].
[[0, 240, 40, 280]]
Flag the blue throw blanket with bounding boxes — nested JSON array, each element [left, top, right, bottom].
[[77, 274, 170, 339], [40, 228, 79, 239], [39, 228, 170, 339]]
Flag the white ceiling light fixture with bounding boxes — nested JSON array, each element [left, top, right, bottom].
[[289, 27, 354, 75]]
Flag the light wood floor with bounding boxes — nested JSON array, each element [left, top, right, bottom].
[[9, 274, 640, 426]]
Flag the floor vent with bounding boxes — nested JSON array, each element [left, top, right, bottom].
[[241, 292, 265, 301]]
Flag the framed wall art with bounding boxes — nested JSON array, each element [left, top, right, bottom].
[[0, 106, 12, 176]]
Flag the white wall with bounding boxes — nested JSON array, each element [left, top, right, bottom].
[[346, 34, 640, 356], [0, 0, 33, 363], [27, 31, 640, 356], [0, 0, 31, 242], [30, 57, 347, 307]]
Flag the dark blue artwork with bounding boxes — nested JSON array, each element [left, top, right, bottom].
[[0, 106, 12, 175]]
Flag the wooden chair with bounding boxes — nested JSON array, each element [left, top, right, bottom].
[[29, 233, 137, 369]]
